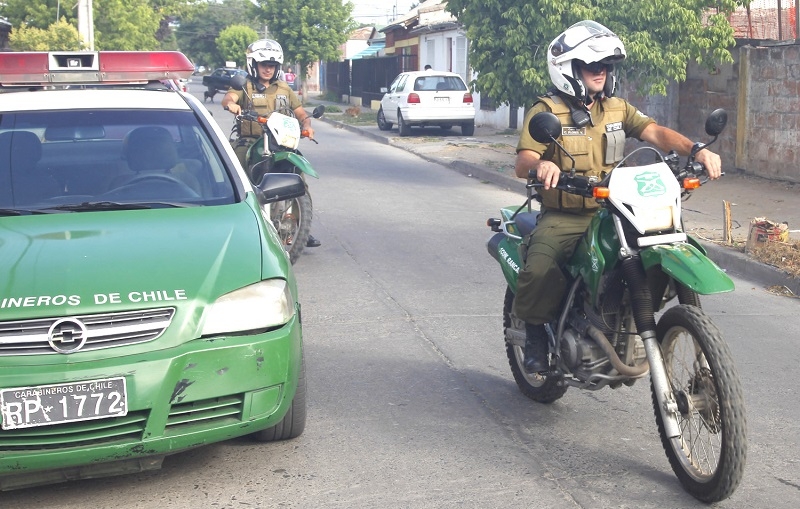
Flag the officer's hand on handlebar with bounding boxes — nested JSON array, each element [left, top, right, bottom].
[[695, 148, 722, 179], [535, 160, 562, 190], [224, 103, 242, 115]]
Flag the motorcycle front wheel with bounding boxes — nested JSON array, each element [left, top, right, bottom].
[[270, 194, 312, 264], [653, 304, 747, 502], [503, 287, 567, 403]]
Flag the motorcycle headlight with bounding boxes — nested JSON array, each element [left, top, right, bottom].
[[201, 279, 295, 336]]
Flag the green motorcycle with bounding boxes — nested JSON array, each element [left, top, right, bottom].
[[229, 74, 324, 264], [486, 109, 746, 502]]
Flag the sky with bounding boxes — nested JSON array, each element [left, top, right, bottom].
[[348, 1, 418, 25]]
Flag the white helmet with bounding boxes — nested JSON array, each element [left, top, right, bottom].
[[547, 20, 626, 104], [246, 39, 284, 81]]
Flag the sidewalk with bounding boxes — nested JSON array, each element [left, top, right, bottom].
[[314, 102, 800, 296]]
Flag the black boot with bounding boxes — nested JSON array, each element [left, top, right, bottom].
[[523, 323, 549, 374], [306, 235, 321, 248]]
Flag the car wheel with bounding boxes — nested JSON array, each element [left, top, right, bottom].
[[461, 120, 475, 136], [398, 112, 411, 136], [377, 107, 393, 131]]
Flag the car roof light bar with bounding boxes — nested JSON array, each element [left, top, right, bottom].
[[0, 51, 194, 86]]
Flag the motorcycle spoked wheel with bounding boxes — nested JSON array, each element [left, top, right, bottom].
[[503, 287, 568, 403], [270, 194, 312, 264], [653, 304, 747, 502]]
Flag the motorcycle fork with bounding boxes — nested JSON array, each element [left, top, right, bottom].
[[621, 255, 681, 438]]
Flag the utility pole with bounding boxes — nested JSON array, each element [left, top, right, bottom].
[[77, 0, 95, 50]]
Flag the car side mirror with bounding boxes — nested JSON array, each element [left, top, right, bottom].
[[229, 74, 248, 91], [258, 173, 306, 204], [528, 112, 562, 143]]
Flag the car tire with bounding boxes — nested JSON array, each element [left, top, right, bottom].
[[461, 120, 475, 136], [377, 107, 393, 131], [398, 112, 411, 136]]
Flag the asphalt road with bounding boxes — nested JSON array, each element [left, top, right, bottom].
[[3, 82, 798, 508]]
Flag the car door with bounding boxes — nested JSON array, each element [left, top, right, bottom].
[[382, 74, 408, 123]]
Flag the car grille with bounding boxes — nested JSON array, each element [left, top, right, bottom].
[[0, 308, 175, 356], [164, 395, 245, 435], [0, 410, 148, 451], [0, 395, 246, 451]]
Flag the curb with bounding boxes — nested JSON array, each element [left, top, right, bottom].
[[322, 117, 799, 296]]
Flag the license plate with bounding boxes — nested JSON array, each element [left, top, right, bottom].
[[434, 97, 450, 104], [1, 377, 128, 430]]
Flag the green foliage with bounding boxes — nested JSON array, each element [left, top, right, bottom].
[[9, 18, 83, 51], [94, 0, 161, 50], [446, 0, 741, 108], [0, 0, 74, 30], [0, 0, 205, 52], [217, 25, 259, 67], [250, 0, 358, 80], [176, 0, 262, 69]]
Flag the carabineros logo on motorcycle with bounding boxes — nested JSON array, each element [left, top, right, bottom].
[[635, 171, 667, 197]]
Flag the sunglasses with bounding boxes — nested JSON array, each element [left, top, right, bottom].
[[581, 61, 614, 74]]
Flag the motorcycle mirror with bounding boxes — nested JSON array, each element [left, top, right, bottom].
[[229, 74, 248, 91], [528, 112, 562, 143], [705, 108, 727, 136], [312, 105, 325, 118]]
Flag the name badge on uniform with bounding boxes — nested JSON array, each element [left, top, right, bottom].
[[252, 94, 266, 99], [562, 127, 585, 136], [605, 121, 623, 132]]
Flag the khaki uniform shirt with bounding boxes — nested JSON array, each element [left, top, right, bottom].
[[228, 79, 302, 137], [517, 94, 654, 213]]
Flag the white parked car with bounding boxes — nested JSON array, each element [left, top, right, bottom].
[[378, 70, 475, 136]]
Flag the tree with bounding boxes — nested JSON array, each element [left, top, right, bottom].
[[217, 25, 259, 67], [445, 0, 743, 108], [0, 0, 74, 31], [93, 0, 162, 50], [9, 17, 83, 51], [176, 0, 262, 68], [250, 0, 358, 98]]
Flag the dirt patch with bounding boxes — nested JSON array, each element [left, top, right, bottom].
[[746, 240, 800, 280]]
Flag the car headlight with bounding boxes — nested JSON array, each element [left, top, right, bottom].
[[201, 279, 295, 336]]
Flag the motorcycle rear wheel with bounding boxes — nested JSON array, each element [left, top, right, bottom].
[[270, 194, 312, 264], [503, 287, 567, 403], [652, 304, 747, 502]]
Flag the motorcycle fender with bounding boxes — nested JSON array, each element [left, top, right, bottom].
[[640, 243, 734, 294], [273, 151, 319, 178]]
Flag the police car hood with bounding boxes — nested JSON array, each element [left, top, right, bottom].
[[0, 202, 285, 321]]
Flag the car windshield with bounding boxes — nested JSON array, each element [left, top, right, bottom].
[[413, 76, 466, 92], [0, 109, 237, 211]]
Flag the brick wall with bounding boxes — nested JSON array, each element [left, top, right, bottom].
[[619, 42, 799, 183]]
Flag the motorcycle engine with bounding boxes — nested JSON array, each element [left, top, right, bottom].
[[559, 326, 609, 381]]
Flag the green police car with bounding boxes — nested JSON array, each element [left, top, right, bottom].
[[0, 51, 307, 489]]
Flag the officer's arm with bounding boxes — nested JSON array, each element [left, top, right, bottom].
[[221, 91, 241, 115], [640, 124, 722, 179], [515, 149, 562, 189]]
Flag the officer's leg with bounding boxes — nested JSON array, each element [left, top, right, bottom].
[[514, 211, 593, 372], [298, 173, 321, 248]]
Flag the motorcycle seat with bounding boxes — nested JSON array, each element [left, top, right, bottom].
[[515, 211, 540, 238]]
